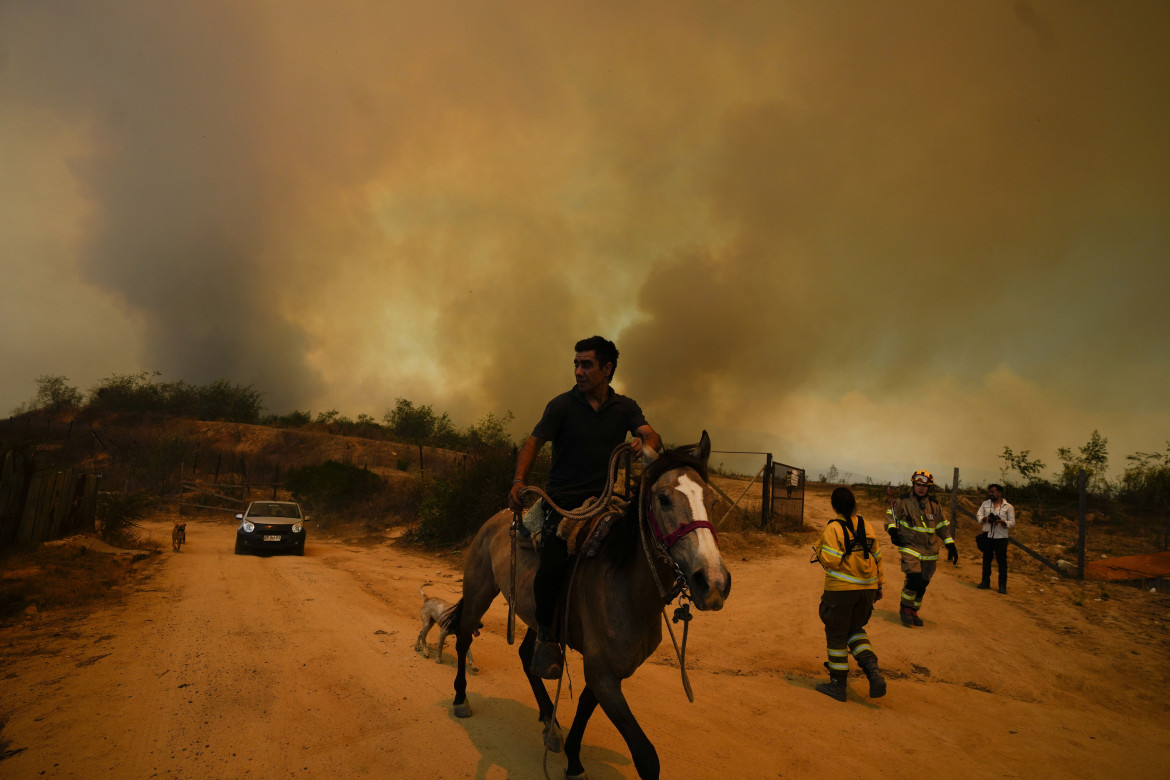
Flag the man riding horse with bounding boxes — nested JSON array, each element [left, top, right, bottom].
[[508, 335, 662, 679]]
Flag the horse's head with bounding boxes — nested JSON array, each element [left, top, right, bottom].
[[641, 431, 731, 611]]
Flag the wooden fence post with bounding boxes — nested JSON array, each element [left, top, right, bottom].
[[762, 454, 773, 529], [18, 473, 44, 543], [950, 467, 960, 527], [82, 474, 100, 532], [1077, 468, 1087, 580]]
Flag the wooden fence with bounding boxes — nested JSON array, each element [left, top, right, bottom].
[[177, 480, 251, 516], [706, 451, 805, 532], [0, 449, 100, 547], [948, 466, 1090, 579]]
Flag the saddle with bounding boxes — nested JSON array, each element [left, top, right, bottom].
[[556, 494, 629, 557], [521, 495, 629, 557]]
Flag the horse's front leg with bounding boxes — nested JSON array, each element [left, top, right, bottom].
[[565, 685, 599, 779], [519, 629, 563, 753], [452, 624, 473, 718], [592, 676, 659, 780]]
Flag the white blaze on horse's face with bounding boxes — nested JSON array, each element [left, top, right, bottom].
[[663, 470, 730, 611], [674, 474, 720, 561]]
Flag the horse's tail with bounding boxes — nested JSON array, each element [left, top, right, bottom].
[[439, 599, 464, 634]]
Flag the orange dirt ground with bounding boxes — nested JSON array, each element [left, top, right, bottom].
[[1, 483, 1168, 779]]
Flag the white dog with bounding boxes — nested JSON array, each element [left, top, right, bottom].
[[415, 584, 478, 672]]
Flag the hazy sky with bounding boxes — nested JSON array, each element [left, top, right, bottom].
[[2, 1, 1167, 484]]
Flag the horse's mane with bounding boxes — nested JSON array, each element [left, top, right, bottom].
[[602, 447, 709, 567]]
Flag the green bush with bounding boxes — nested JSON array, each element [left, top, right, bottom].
[[97, 491, 153, 544], [263, 409, 313, 427], [1118, 444, 1170, 510], [84, 372, 263, 423], [383, 398, 458, 447], [412, 447, 514, 546], [285, 460, 386, 508]]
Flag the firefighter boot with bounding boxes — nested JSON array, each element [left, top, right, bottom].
[[909, 608, 924, 626], [815, 664, 848, 702], [858, 656, 887, 698], [900, 606, 916, 627], [529, 628, 563, 680]]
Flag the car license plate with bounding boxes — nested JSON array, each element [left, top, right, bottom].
[[263, 535, 282, 541]]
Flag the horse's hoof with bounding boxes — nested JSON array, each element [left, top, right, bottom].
[[469, 666, 480, 674], [454, 702, 472, 718], [543, 725, 563, 753]]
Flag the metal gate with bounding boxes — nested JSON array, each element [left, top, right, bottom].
[[705, 451, 805, 532], [767, 459, 805, 530]]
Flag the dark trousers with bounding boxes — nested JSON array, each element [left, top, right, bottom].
[[900, 571, 930, 609], [534, 500, 584, 633], [981, 537, 1009, 585], [819, 590, 878, 668], [534, 521, 569, 631]]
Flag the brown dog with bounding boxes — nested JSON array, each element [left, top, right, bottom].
[[415, 584, 478, 672], [172, 523, 186, 552]]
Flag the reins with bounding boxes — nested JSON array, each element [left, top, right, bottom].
[[638, 485, 698, 703], [513, 442, 712, 778], [509, 442, 634, 645]]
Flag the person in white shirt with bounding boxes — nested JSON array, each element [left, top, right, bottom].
[[976, 484, 1016, 594]]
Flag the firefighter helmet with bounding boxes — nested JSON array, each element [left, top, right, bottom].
[[911, 470, 934, 486]]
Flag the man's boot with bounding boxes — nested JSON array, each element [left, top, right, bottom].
[[529, 628, 563, 680], [815, 664, 848, 702], [977, 580, 991, 590], [858, 656, 887, 698], [909, 608, 924, 626], [900, 606, 916, 627], [998, 581, 1007, 594]]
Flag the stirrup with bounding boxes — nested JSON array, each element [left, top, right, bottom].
[[530, 638, 563, 680]]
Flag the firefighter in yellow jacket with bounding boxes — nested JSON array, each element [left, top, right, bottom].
[[885, 470, 957, 627], [813, 487, 887, 702]]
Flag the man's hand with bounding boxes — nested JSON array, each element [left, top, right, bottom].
[[629, 437, 643, 457], [886, 527, 902, 547], [874, 587, 883, 603], [946, 542, 959, 565], [508, 480, 526, 513]]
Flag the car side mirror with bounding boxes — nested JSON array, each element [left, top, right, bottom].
[[303, 515, 311, 522], [235, 514, 243, 520]]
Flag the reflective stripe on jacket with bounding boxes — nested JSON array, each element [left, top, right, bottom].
[[885, 494, 952, 560], [816, 515, 884, 591]]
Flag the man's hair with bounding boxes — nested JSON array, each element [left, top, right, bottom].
[[575, 335, 619, 378], [989, 483, 1004, 492], [830, 487, 857, 518]]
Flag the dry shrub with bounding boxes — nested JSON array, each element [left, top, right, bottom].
[[0, 543, 154, 624]]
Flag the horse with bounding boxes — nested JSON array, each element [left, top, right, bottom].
[[441, 432, 731, 779]]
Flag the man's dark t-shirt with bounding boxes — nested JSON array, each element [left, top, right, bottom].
[[532, 385, 648, 505]]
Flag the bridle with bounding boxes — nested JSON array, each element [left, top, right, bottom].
[[637, 460, 719, 603], [645, 492, 719, 551], [635, 459, 717, 705]]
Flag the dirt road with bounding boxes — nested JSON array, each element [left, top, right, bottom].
[[2, 500, 1169, 779]]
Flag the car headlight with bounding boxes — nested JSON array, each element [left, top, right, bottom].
[[292, 522, 303, 533], [243, 521, 255, 533]]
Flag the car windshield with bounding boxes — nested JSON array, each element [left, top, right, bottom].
[[247, 503, 301, 519]]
